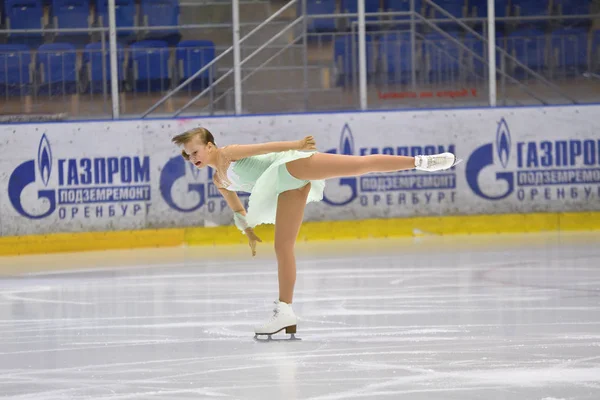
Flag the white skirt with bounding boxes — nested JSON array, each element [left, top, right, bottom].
[[245, 150, 325, 228]]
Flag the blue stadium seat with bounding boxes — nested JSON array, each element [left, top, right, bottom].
[[594, 30, 600, 73], [550, 27, 588, 77], [5, 0, 44, 45], [176, 40, 215, 91], [130, 40, 170, 92], [96, 0, 136, 37], [470, 0, 508, 18], [52, 0, 90, 28], [51, 0, 91, 46], [507, 28, 547, 78], [141, 0, 180, 45], [384, 0, 423, 19], [427, 0, 464, 19], [0, 44, 32, 95], [36, 42, 78, 94], [302, 0, 336, 33], [555, 0, 590, 15], [469, 0, 509, 33], [512, 0, 551, 15], [378, 31, 416, 84], [423, 32, 462, 82], [555, 0, 591, 28], [333, 33, 375, 87], [82, 42, 125, 93], [340, 0, 380, 27], [463, 32, 505, 80]]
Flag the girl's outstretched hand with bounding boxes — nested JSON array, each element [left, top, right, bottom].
[[296, 135, 317, 151], [245, 228, 262, 257]]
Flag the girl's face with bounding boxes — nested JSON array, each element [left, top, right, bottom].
[[183, 135, 213, 169]]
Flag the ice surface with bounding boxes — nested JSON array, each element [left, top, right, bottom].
[[0, 233, 599, 399]]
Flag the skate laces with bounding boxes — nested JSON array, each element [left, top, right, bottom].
[[427, 155, 440, 167], [268, 301, 280, 321]]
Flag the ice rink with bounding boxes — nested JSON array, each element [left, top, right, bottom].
[[1, 232, 599, 400]]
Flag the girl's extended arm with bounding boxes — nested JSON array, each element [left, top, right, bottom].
[[226, 135, 316, 161]]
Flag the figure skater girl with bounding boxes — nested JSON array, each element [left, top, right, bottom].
[[172, 127, 460, 338]]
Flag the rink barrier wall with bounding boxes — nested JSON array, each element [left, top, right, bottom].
[[1, 211, 599, 257], [2, 105, 600, 241]]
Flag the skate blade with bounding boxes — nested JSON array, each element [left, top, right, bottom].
[[254, 333, 302, 342]]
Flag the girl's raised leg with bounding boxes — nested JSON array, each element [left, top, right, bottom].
[[286, 152, 458, 181]]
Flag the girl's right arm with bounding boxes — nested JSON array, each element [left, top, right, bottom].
[[218, 186, 246, 216], [218, 187, 262, 256]]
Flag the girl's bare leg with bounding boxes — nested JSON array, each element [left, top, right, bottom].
[[274, 183, 311, 304], [286, 152, 416, 181]]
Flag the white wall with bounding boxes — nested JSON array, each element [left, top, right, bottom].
[[1, 105, 599, 236]]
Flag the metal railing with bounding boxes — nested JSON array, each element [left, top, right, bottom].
[[141, 0, 300, 117]]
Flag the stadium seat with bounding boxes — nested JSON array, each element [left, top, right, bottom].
[[512, 0, 551, 16], [555, 0, 590, 15], [129, 39, 170, 92], [594, 30, 600, 73], [427, 0, 464, 19], [463, 31, 504, 78], [302, 0, 336, 33], [51, 0, 90, 29], [176, 40, 215, 91], [141, 0, 181, 45], [96, 0, 136, 38], [469, 0, 509, 33], [507, 28, 547, 78], [51, 0, 91, 46], [550, 27, 588, 77], [340, 0, 380, 29], [554, 0, 591, 28], [383, 0, 423, 18], [423, 32, 462, 83], [4, 0, 45, 46], [333, 33, 375, 87], [0, 44, 32, 95], [470, 0, 508, 18], [378, 31, 417, 84], [82, 41, 125, 93], [36, 42, 78, 95]]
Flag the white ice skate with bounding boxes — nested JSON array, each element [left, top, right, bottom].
[[414, 152, 462, 172], [254, 300, 300, 341]]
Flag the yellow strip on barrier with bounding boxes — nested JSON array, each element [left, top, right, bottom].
[[0, 212, 599, 257]]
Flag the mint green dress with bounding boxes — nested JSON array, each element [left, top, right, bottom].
[[215, 149, 326, 228]]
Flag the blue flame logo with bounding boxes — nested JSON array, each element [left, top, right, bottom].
[[339, 123, 355, 156], [322, 123, 358, 206], [496, 118, 511, 169], [37, 134, 52, 187], [466, 117, 515, 200]]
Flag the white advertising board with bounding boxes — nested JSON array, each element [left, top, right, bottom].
[[1, 105, 599, 236]]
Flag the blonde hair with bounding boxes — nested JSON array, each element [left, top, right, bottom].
[[171, 127, 216, 161]]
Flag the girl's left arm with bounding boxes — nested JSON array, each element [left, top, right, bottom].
[[225, 135, 316, 161]]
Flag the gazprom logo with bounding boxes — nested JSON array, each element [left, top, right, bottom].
[[496, 118, 511, 169], [9, 134, 153, 221], [466, 118, 515, 200], [38, 134, 52, 187], [159, 155, 205, 212], [322, 123, 358, 206], [8, 133, 57, 219], [339, 124, 355, 157]]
